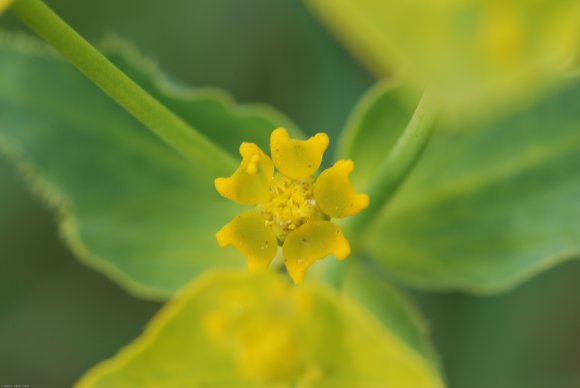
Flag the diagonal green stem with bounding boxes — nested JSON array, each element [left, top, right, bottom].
[[345, 91, 438, 237], [10, 0, 236, 175]]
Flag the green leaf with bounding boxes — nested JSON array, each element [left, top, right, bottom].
[[100, 36, 300, 157], [358, 80, 580, 294], [0, 34, 301, 299], [306, 0, 580, 117], [77, 270, 444, 387]]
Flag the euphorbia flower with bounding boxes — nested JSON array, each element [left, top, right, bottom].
[[0, 0, 12, 14], [215, 128, 369, 283]]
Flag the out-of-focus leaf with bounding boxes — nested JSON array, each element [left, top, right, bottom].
[[336, 80, 416, 188], [360, 81, 580, 294], [77, 270, 444, 387], [307, 0, 580, 117], [0, 34, 301, 299]]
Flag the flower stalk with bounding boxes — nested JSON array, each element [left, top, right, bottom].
[[10, 0, 236, 175]]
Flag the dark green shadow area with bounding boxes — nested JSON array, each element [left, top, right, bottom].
[[415, 259, 580, 388], [0, 155, 161, 388]]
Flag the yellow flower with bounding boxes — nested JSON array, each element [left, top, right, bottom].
[[215, 128, 369, 283], [0, 0, 12, 14]]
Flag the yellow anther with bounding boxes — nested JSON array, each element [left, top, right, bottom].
[[256, 174, 324, 242], [314, 160, 369, 218], [270, 128, 329, 180]]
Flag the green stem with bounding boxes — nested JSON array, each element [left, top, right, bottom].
[[10, 0, 236, 175], [345, 91, 438, 236]]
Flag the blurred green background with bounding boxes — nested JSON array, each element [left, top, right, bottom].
[[0, 1, 579, 387]]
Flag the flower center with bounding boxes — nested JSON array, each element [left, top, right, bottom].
[[256, 173, 325, 242]]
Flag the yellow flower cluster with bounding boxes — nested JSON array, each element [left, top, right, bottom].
[[215, 128, 368, 283]]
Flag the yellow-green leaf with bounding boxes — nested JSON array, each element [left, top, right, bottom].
[[307, 0, 580, 117], [77, 270, 444, 387]]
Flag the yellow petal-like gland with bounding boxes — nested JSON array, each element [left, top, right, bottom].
[[216, 212, 278, 270], [0, 0, 12, 14], [214, 142, 274, 205], [314, 160, 369, 218], [270, 127, 329, 180], [283, 221, 350, 284]]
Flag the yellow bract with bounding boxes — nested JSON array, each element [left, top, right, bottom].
[[0, 0, 12, 15], [214, 142, 274, 205], [314, 160, 370, 218], [283, 221, 350, 284], [270, 127, 329, 180], [215, 128, 368, 283], [216, 212, 278, 270]]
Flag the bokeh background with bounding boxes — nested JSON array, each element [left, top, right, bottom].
[[0, 1, 579, 387]]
